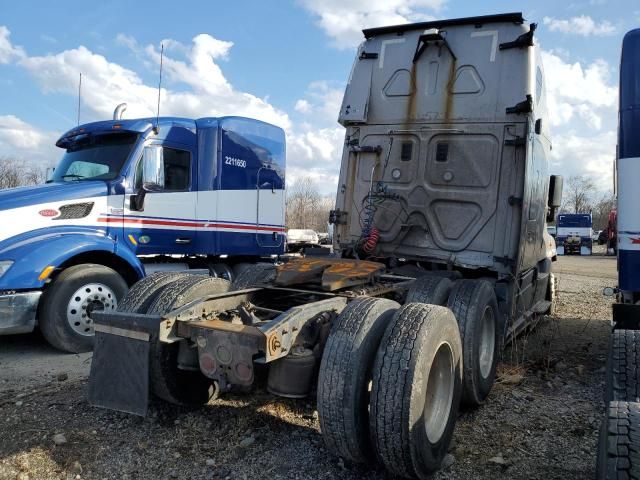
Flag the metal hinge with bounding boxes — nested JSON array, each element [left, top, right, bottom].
[[359, 52, 379, 60], [506, 95, 533, 115], [349, 145, 382, 154], [504, 137, 526, 147], [499, 23, 537, 50]]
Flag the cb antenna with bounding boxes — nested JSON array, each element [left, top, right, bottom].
[[154, 43, 164, 134], [77, 72, 82, 126]]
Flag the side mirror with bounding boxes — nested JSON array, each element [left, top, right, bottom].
[[131, 146, 164, 212], [45, 167, 55, 182], [142, 145, 165, 189], [547, 175, 563, 222]]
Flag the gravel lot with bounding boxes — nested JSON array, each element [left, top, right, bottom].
[[0, 251, 617, 480]]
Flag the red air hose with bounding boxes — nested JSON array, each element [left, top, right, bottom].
[[362, 227, 380, 254]]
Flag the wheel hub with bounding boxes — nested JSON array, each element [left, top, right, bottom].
[[479, 306, 496, 379], [424, 341, 455, 444], [66, 283, 118, 336]]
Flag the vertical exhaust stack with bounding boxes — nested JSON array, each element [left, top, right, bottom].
[[113, 103, 127, 120]]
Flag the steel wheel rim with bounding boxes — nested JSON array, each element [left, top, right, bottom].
[[424, 341, 455, 444], [66, 283, 117, 336], [479, 306, 496, 379]]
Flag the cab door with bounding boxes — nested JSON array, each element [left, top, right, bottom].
[[124, 143, 197, 255], [256, 166, 284, 247]]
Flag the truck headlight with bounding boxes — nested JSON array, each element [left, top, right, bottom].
[[0, 260, 14, 278]]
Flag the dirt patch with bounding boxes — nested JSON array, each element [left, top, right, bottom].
[[0, 254, 616, 480]]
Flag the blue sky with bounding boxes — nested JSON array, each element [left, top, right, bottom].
[[0, 0, 637, 193]]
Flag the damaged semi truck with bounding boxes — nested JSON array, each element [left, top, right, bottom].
[[89, 13, 561, 479]]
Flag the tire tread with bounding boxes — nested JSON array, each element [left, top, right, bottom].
[[598, 401, 640, 479], [317, 297, 399, 463], [405, 276, 453, 306], [607, 330, 640, 403], [370, 303, 462, 479]]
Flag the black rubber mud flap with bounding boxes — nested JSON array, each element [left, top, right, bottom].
[[88, 311, 161, 417]]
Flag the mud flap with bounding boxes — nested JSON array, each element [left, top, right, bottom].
[[556, 246, 565, 255], [580, 246, 592, 256], [88, 311, 161, 417]]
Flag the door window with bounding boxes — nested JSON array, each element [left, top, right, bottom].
[[135, 146, 192, 191]]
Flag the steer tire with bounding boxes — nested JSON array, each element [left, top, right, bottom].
[[39, 263, 128, 353], [405, 275, 453, 306], [317, 297, 400, 464], [117, 272, 189, 313], [447, 279, 500, 407], [606, 330, 640, 403], [231, 263, 276, 289], [597, 401, 640, 479], [146, 276, 231, 406], [370, 303, 463, 479]]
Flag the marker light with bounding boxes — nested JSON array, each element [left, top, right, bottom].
[[38, 265, 56, 281]]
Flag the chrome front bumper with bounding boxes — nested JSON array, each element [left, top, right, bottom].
[[0, 291, 41, 335]]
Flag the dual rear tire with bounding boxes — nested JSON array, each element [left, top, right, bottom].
[[318, 299, 463, 478], [407, 275, 500, 407], [117, 273, 231, 406]]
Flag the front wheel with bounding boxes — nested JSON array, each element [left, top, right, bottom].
[[39, 264, 128, 353]]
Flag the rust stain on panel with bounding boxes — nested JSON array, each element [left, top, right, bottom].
[[443, 58, 457, 123]]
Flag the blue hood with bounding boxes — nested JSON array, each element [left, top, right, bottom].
[[0, 181, 108, 211]]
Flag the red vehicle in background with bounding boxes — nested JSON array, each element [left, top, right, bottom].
[[599, 209, 617, 254]]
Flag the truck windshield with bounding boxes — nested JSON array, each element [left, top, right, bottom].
[[52, 133, 139, 182]]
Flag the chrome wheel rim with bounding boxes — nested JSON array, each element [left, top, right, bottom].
[[424, 342, 455, 444], [67, 283, 117, 336], [479, 306, 496, 379]]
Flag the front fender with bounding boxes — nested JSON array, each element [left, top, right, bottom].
[[0, 226, 144, 290]]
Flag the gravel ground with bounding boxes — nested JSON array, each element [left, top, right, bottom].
[[0, 251, 617, 480]]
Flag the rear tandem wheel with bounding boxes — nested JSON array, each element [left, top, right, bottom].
[[447, 279, 500, 407], [369, 303, 463, 479], [116, 274, 231, 406], [145, 276, 232, 406], [317, 297, 400, 463]]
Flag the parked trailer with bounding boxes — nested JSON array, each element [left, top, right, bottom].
[[0, 113, 285, 352], [598, 28, 640, 479], [89, 13, 561, 478]]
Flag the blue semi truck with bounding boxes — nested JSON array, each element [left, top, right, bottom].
[[0, 107, 286, 353], [556, 213, 593, 255]]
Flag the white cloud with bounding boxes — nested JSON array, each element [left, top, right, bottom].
[[542, 15, 615, 36], [294, 99, 312, 114], [0, 115, 47, 150], [549, 130, 616, 191], [541, 50, 617, 129], [17, 36, 290, 130], [0, 26, 25, 64], [294, 81, 344, 123], [299, 0, 444, 49], [0, 115, 59, 166], [540, 50, 618, 190]]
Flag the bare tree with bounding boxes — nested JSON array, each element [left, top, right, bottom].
[[286, 176, 334, 232], [561, 175, 596, 214], [592, 192, 616, 231], [0, 157, 47, 189]]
